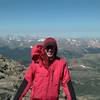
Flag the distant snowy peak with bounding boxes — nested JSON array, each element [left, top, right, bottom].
[[37, 38, 45, 42]]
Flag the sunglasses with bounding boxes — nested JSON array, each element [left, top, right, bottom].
[[45, 45, 55, 50]]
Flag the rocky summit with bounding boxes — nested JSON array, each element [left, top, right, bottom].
[[0, 54, 25, 100]]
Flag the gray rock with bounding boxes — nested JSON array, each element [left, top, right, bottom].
[[0, 54, 25, 100]]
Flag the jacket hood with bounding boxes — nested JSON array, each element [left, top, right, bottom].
[[31, 37, 58, 66], [31, 43, 44, 62]]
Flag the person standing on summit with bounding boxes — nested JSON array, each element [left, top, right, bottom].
[[13, 37, 76, 100]]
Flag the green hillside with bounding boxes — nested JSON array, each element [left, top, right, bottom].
[[77, 53, 100, 71], [69, 53, 100, 99]]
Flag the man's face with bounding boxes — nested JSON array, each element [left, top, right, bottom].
[[45, 45, 55, 58]]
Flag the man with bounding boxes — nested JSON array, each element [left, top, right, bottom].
[[13, 37, 76, 100]]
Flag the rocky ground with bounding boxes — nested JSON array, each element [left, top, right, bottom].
[[0, 54, 25, 100]]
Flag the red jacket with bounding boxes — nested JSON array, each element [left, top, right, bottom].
[[18, 44, 74, 100]]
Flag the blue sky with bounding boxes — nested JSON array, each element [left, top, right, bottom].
[[0, 0, 100, 38]]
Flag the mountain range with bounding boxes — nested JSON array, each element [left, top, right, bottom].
[[0, 35, 100, 99]]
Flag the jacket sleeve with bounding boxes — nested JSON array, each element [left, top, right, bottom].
[[61, 62, 76, 100], [13, 62, 35, 100]]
